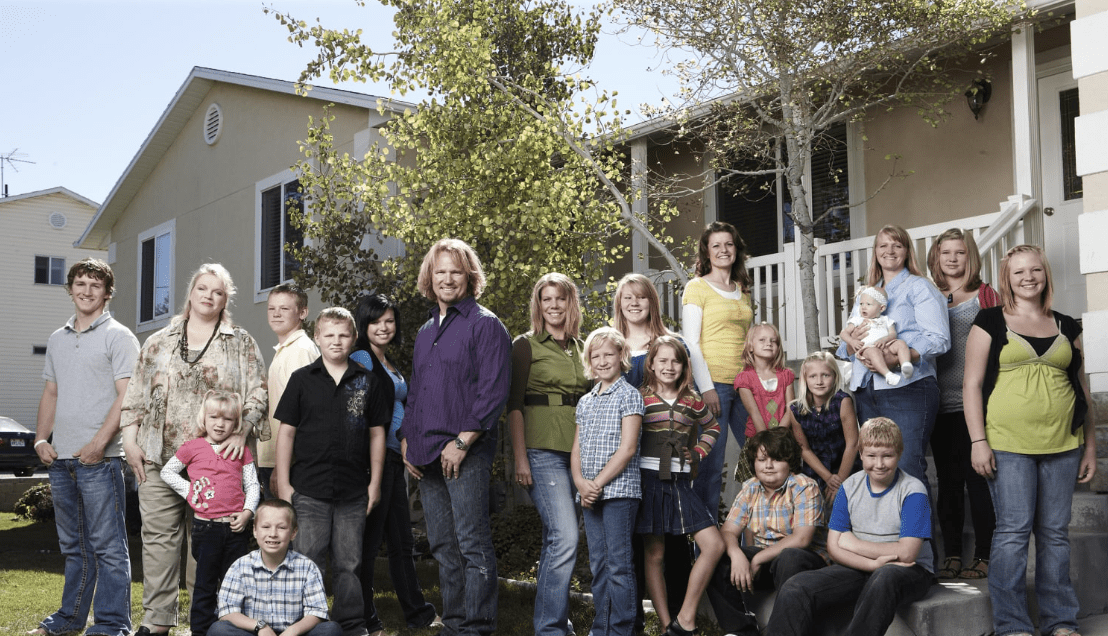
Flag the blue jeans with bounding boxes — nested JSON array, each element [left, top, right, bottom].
[[988, 449, 1082, 636], [418, 451, 498, 636], [583, 498, 639, 636], [693, 382, 749, 512], [527, 449, 579, 636], [190, 518, 250, 636], [209, 619, 342, 636], [41, 458, 132, 636], [292, 492, 368, 636], [853, 376, 939, 501], [766, 563, 932, 636], [361, 450, 437, 630]]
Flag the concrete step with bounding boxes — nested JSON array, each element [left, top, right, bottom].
[[1091, 457, 1108, 493], [1025, 529, 1108, 620], [696, 528, 1108, 635], [738, 579, 993, 636], [1072, 491, 1108, 532]]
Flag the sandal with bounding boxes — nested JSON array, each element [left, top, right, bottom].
[[960, 558, 989, 579], [936, 556, 962, 579]]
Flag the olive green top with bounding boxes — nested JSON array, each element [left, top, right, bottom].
[[508, 331, 589, 452], [986, 331, 1082, 454]]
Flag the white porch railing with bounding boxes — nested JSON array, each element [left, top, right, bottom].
[[652, 194, 1036, 360]]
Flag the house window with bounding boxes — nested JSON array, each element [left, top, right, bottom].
[[257, 177, 304, 293], [137, 220, 175, 326], [34, 256, 65, 285], [1060, 88, 1082, 201], [717, 123, 851, 256]]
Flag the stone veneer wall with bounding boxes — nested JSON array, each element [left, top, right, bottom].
[[1075, 0, 1108, 491]]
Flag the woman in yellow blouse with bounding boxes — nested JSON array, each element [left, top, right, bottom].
[[681, 221, 754, 510]]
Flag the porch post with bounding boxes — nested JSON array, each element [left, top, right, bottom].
[[631, 138, 649, 273], [1010, 22, 1044, 247]]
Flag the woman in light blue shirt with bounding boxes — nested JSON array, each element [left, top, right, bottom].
[[353, 294, 441, 634], [837, 225, 950, 499]]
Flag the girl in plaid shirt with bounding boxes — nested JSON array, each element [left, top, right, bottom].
[[572, 328, 644, 636]]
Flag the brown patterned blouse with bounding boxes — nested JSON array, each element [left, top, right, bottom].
[[121, 318, 269, 464]]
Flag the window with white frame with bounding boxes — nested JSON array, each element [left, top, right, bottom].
[[256, 175, 304, 295], [34, 256, 65, 285], [717, 123, 851, 257], [137, 220, 175, 327]]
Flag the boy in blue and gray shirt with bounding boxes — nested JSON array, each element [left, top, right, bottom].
[[765, 417, 933, 636]]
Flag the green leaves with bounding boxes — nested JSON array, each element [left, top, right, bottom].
[[277, 0, 647, 335]]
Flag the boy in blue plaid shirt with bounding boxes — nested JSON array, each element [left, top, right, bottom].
[[211, 500, 341, 636], [572, 327, 644, 636]]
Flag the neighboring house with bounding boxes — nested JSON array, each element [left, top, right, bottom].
[[0, 187, 103, 427], [76, 67, 407, 352], [623, 3, 1105, 365]]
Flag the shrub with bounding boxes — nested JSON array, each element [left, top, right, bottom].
[[490, 502, 592, 590], [14, 483, 54, 523]]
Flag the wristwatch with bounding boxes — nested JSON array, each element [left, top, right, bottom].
[[454, 437, 469, 451], [254, 620, 267, 634]]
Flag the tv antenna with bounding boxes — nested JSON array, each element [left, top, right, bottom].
[[1, 149, 36, 197]]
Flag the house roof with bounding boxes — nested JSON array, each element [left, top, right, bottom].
[[76, 66, 411, 250], [0, 186, 98, 209]]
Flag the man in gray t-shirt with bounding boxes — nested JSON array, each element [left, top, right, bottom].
[[31, 258, 140, 636]]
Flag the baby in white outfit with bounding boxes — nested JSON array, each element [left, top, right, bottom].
[[842, 286, 914, 386]]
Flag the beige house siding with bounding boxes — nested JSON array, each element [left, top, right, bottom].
[[0, 190, 102, 429], [1075, 0, 1108, 438], [861, 56, 1015, 231], [102, 81, 374, 354], [649, 140, 707, 271]]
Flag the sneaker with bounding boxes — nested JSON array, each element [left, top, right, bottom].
[[429, 616, 445, 629]]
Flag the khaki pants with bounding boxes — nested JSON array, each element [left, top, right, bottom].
[[138, 463, 197, 627]]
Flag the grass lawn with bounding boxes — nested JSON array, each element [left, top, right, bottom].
[[0, 515, 721, 636]]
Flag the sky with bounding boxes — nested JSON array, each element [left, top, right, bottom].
[[0, 0, 681, 204]]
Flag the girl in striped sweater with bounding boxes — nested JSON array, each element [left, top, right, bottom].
[[637, 335, 725, 636]]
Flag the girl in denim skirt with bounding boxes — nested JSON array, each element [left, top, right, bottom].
[[636, 336, 725, 636]]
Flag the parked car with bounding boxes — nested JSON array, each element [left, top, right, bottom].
[[0, 416, 44, 476]]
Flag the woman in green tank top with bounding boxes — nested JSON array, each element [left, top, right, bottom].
[[963, 245, 1095, 636], [507, 273, 589, 636]]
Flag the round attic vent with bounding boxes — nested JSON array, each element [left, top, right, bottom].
[[49, 212, 67, 229], [203, 103, 223, 145]]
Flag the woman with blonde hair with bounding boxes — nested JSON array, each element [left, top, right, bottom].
[[837, 225, 949, 498], [965, 245, 1095, 636], [926, 228, 999, 579], [120, 263, 268, 636], [611, 272, 693, 630], [508, 272, 590, 636]]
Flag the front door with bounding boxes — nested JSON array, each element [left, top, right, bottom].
[[1038, 71, 1086, 317]]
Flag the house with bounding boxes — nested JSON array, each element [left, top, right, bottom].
[[618, 1, 1108, 536], [76, 67, 407, 351], [0, 187, 103, 427], [622, 1, 1106, 372]]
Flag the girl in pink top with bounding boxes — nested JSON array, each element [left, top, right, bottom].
[[733, 323, 796, 483], [161, 390, 259, 636]]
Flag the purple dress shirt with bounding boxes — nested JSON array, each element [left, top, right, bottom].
[[399, 295, 511, 466]]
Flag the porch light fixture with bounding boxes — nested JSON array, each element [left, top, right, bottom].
[[966, 79, 992, 120]]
